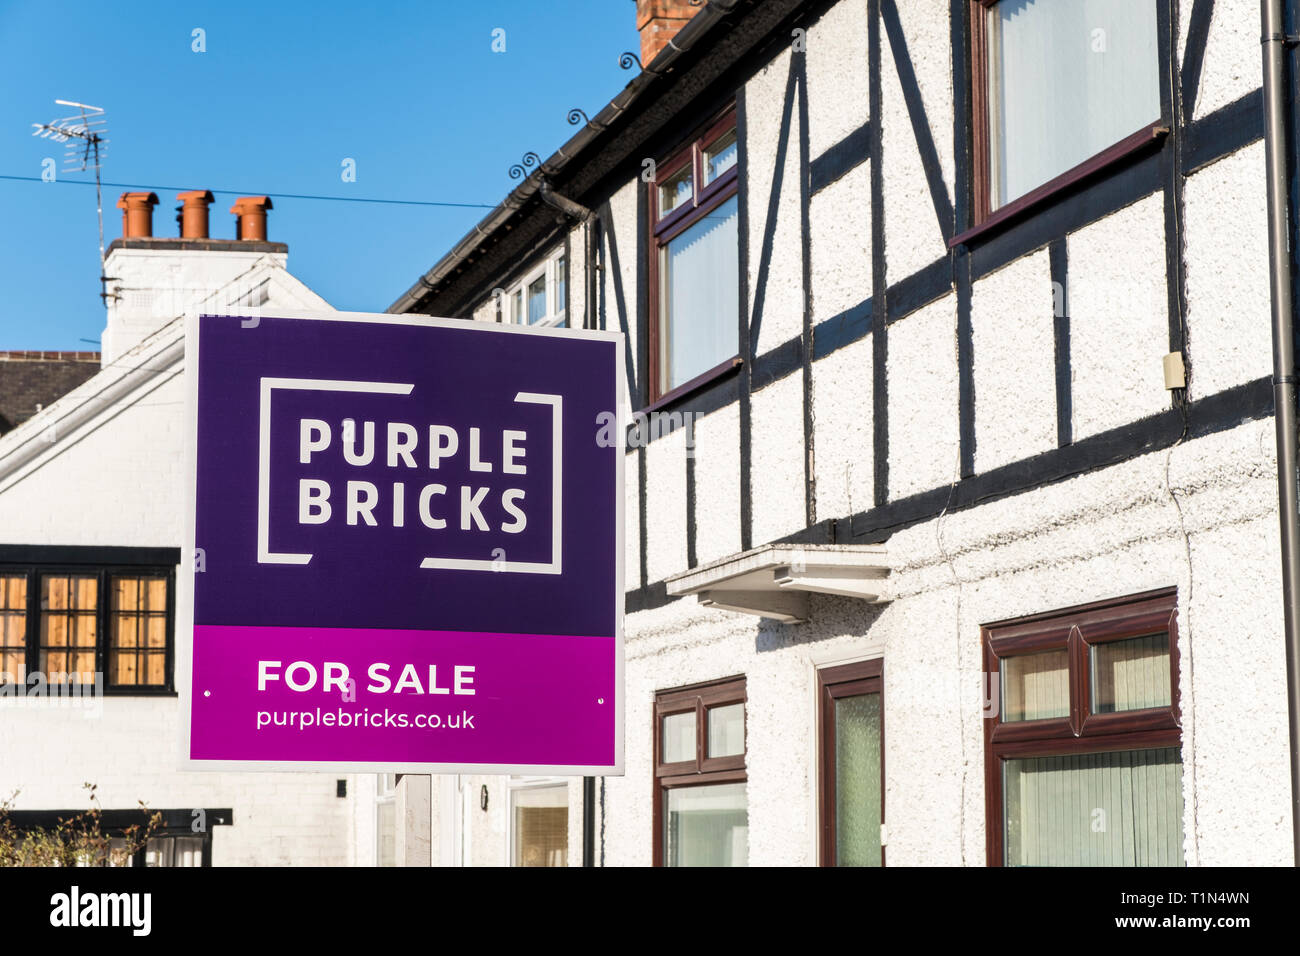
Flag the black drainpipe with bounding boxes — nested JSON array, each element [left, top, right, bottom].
[[537, 177, 602, 865], [1261, 0, 1300, 865]]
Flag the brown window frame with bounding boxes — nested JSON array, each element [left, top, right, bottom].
[[982, 587, 1181, 867], [818, 659, 884, 867], [957, 0, 1169, 246], [651, 674, 747, 867], [646, 105, 741, 408]]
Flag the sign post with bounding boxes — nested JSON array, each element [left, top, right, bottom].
[[180, 310, 624, 775]]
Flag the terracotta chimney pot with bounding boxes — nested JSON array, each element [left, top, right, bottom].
[[116, 191, 159, 239], [230, 196, 273, 241], [177, 190, 214, 239]]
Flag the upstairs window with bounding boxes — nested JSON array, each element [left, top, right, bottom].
[[503, 253, 566, 328], [972, 0, 1162, 222], [649, 108, 740, 404]]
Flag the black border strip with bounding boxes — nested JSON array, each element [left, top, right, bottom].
[[5, 809, 233, 830], [0, 546, 180, 566], [637, 445, 648, 591], [845, 375, 1272, 541], [812, 300, 873, 360], [1179, 0, 1216, 120], [956, 250, 975, 477], [881, 0, 955, 242], [797, 48, 816, 528], [624, 376, 1274, 612], [1049, 238, 1073, 447], [1159, 0, 1189, 410], [1182, 88, 1263, 174], [600, 201, 639, 405], [685, 451, 698, 569], [753, 327, 804, 389], [747, 54, 801, 358], [737, 87, 754, 552], [870, 0, 889, 507], [809, 122, 872, 195], [886, 258, 953, 322], [968, 151, 1163, 281]]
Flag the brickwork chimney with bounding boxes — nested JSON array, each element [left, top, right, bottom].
[[177, 189, 214, 239], [116, 192, 159, 239], [230, 196, 272, 241], [636, 0, 703, 65]]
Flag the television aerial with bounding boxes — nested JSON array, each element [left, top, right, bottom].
[[31, 99, 112, 301]]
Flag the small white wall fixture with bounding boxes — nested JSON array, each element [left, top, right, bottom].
[[664, 543, 891, 623]]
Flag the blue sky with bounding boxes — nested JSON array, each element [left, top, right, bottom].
[[0, 0, 639, 350]]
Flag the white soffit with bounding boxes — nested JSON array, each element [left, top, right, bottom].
[[664, 543, 891, 624]]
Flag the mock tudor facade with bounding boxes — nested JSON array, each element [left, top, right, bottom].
[[386, 0, 1294, 865]]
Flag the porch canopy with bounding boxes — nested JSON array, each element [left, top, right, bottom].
[[664, 543, 892, 624]]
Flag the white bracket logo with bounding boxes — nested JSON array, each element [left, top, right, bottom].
[[257, 377, 562, 574]]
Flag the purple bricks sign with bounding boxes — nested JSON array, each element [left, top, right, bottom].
[[180, 311, 624, 774]]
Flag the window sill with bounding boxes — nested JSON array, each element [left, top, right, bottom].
[[951, 121, 1168, 249], [642, 355, 743, 414]]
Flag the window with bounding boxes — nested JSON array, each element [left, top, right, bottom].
[[653, 675, 747, 867], [376, 773, 397, 867], [508, 778, 569, 867], [39, 574, 97, 683], [0, 574, 27, 682], [818, 660, 884, 867], [502, 252, 566, 328], [648, 108, 740, 403], [0, 564, 174, 691], [971, 0, 1163, 223], [983, 588, 1184, 866], [139, 835, 205, 867], [108, 575, 168, 687]]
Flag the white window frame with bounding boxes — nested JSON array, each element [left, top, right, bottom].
[[501, 253, 567, 328], [505, 776, 570, 867]]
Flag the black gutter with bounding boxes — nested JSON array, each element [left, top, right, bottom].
[[386, 0, 746, 316]]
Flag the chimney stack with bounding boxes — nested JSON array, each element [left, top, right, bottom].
[[116, 191, 159, 238], [636, 0, 703, 65], [176, 189, 214, 239], [230, 196, 272, 241]]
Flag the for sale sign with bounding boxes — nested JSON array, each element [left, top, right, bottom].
[[180, 311, 624, 774]]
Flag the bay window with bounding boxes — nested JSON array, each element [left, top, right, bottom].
[[983, 588, 1185, 866], [971, 0, 1163, 224], [649, 108, 740, 404]]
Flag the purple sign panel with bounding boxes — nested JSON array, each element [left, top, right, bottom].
[[181, 311, 624, 774]]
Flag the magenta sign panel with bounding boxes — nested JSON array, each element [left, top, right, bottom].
[[181, 311, 624, 774]]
